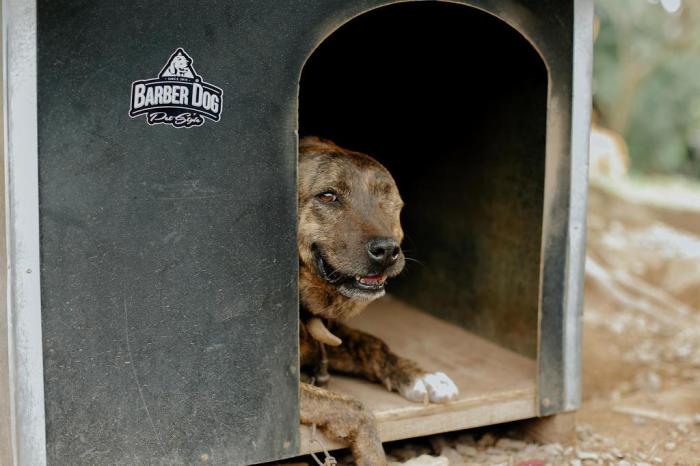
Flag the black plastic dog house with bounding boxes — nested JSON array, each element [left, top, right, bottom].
[[0, 1, 592, 465]]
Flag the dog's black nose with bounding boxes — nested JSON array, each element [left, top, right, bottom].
[[367, 237, 401, 267]]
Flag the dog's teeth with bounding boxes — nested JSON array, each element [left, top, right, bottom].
[[358, 275, 385, 286]]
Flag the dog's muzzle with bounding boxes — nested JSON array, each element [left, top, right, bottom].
[[311, 244, 387, 299]]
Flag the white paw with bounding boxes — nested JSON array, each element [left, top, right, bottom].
[[399, 372, 459, 404]]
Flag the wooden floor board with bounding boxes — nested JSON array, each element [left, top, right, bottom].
[[298, 296, 537, 455]]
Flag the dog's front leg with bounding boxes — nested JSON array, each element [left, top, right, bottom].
[[326, 322, 459, 403], [300, 382, 386, 466]]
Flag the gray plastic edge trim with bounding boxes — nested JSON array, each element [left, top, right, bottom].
[[3, 0, 46, 464], [561, 0, 593, 412]]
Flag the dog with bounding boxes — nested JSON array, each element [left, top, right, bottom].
[[297, 137, 459, 465], [162, 51, 194, 79]]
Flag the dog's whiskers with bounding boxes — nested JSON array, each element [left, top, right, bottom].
[[403, 256, 424, 266]]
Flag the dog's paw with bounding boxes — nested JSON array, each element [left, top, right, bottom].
[[399, 372, 459, 403]]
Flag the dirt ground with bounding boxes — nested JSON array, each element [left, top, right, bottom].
[[575, 178, 700, 466], [275, 177, 700, 466]]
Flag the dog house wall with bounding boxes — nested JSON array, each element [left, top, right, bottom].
[[1, 1, 591, 465]]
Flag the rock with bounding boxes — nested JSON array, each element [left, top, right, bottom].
[[391, 455, 449, 466], [455, 444, 477, 457], [495, 438, 528, 451], [390, 446, 431, 461], [429, 436, 450, 453], [477, 433, 496, 448], [438, 447, 463, 465], [543, 443, 563, 456], [523, 444, 540, 455], [577, 451, 599, 460], [455, 434, 476, 446], [576, 424, 594, 441]]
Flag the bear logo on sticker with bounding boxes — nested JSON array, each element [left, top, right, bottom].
[[130, 48, 223, 128]]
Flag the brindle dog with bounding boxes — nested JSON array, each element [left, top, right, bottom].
[[298, 137, 459, 465]]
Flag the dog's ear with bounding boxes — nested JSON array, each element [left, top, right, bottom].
[[299, 136, 343, 154]]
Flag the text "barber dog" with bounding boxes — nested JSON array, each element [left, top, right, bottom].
[[129, 48, 223, 128]]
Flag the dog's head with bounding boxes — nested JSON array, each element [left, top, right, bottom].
[[298, 137, 405, 319], [171, 55, 190, 72]]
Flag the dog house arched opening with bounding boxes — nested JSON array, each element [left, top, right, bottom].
[[297, 0, 550, 453]]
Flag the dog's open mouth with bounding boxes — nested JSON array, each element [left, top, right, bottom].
[[312, 245, 387, 298]]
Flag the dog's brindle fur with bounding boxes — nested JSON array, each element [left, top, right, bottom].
[[298, 137, 440, 465]]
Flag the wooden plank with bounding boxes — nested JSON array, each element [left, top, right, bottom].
[[519, 412, 576, 445], [298, 296, 537, 455]]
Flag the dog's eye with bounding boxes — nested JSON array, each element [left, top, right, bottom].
[[317, 191, 338, 203]]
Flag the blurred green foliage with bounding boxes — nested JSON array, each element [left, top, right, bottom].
[[594, 0, 700, 177]]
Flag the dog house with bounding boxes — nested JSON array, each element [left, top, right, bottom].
[[0, 1, 592, 465]]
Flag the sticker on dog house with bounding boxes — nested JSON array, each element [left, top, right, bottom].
[[129, 48, 223, 128]]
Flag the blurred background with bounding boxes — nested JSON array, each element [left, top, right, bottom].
[[575, 0, 700, 464], [592, 0, 700, 179]]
